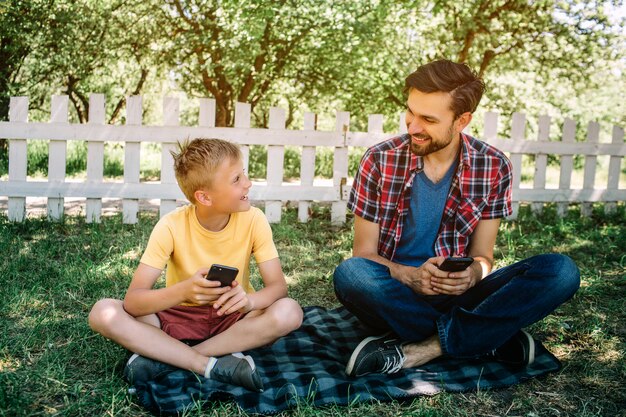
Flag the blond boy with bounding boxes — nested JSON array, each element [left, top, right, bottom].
[[89, 138, 303, 391]]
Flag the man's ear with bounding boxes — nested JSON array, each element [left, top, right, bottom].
[[455, 112, 472, 133], [194, 190, 212, 207]]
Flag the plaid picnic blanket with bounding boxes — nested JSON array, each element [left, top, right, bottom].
[[129, 306, 561, 415]]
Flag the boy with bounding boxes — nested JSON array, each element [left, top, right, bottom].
[[89, 138, 303, 391]]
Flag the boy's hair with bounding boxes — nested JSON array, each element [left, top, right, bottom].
[[404, 59, 485, 119], [170, 138, 242, 204]]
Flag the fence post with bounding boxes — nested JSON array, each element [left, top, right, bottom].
[[397, 111, 407, 134], [123, 95, 142, 224], [605, 125, 625, 214], [557, 118, 576, 217], [199, 98, 216, 128], [265, 107, 286, 223], [86, 94, 105, 223], [160, 97, 179, 218], [332, 111, 350, 225], [581, 121, 600, 217], [47, 95, 69, 221], [531, 115, 550, 214], [234, 102, 251, 173], [298, 112, 317, 223], [483, 111, 498, 142], [7, 97, 28, 222], [509, 112, 526, 220]]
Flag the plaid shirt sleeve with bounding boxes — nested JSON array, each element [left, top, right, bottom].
[[348, 149, 381, 223], [481, 154, 513, 219]]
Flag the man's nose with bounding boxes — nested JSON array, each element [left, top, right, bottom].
[[406, 116, 424, 135]]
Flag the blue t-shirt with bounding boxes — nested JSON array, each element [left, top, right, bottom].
[[393, 160, 458, 267]]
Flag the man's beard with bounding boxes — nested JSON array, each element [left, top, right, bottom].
[[409, 124, 455, 156]]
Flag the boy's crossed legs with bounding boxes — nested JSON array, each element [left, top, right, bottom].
[[89, 297, 302, 391]]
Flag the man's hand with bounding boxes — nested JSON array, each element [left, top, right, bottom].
[[391, 257, 481, 296], [212, 281, 253, 316], [390, 261, 439, 295], [430, 257, 481, 295], [180, 268, 231, 305]]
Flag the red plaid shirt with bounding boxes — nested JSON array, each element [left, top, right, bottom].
[[348, 133, 512, 260]]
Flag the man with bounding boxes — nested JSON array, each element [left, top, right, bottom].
[[333, 59, 580, 377]]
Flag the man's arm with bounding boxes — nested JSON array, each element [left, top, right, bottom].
[[467, 217, 500, 278], [353, 215, 439, 295]]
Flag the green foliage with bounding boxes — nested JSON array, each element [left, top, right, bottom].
[[2, 0, 624, 133], [0, 205, 624, 415]]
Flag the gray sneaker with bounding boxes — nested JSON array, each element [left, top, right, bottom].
[[345, 334, 405, 377], [123, 353, 178, 385], [209, 353, 264, 392]]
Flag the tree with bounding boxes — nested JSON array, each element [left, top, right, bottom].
[[15, 0, 169, 123], [159, 0, 408, 127]]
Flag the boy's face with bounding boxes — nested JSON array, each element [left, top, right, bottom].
[[202, 157, 251, 213]]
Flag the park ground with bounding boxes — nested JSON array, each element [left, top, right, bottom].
[[0, 203, 624, 416]]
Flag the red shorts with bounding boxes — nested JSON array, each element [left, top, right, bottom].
[[156, 305, 244, 343]]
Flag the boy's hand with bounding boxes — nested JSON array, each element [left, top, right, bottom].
[[213, 281, 253, 316], [182, 268, 231, 305]]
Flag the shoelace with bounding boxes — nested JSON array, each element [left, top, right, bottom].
[[380, 344, 406, 374]]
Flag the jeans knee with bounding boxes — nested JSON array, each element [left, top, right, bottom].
[[555, 254, 580, 296], [333, 258, 357, 294], [536, 253, 580, 297], [333, 257, 385, 300]]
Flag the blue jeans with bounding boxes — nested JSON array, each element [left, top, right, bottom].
[[333, 254, 580, 357]]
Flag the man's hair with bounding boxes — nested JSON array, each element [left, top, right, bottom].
[[171, 138, 242, 204], [404, 59, 485, 118]]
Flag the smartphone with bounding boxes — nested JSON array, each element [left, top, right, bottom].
[[438, 257, 474, 272], [206, 264, 239, 287]]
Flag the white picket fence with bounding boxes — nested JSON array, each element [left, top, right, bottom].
[[0, 94, 624, 224]]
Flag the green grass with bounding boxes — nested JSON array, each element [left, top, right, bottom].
[[0, 204, 625, 416]]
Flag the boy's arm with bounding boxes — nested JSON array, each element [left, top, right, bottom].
[[123, 263, 229, 317], [212, 257, 287, 316]]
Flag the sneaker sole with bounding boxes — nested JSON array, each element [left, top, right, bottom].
[[345, 333, 390, 376], [520, 330, 535, 366]]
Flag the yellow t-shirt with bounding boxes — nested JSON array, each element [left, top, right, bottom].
[[140, 205, 279, 305]]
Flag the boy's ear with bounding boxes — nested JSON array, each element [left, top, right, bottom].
[[194, 190, 212, 206]]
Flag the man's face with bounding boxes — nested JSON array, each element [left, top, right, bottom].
[[405, 89, 462, 157]]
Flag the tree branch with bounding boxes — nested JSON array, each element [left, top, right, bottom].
[[109, 68, 148, 124]]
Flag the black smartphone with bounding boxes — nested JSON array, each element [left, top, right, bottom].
[[438, 257, 474, 272], [206, 264, 239, 287]]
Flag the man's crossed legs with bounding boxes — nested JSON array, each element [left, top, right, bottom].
[[333, 254, 580, 377]]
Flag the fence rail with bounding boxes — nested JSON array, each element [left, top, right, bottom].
[[1, 94, 624, 224]]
